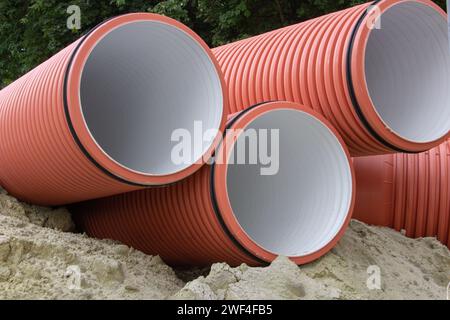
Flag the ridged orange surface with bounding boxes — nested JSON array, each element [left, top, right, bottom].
[[72, 102, 355, 267], [212, 0, 449, 156], [354, 140, 450, 248], [0, 41, 135, 206], [73, 167, 260, 267], [0, 14, 226, 206]]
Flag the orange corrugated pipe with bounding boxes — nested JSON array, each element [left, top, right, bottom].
[[72, 101, 355, 267], [0, 13, 227, 206], [353, 140, 450, 248], [213, 0, 450, 156]]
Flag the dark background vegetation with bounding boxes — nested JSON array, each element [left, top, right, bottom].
[[0, 0, 445, 86]]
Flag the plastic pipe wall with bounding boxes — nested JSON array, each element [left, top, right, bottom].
[[0, 13, 227, 206], [213, 0, 450, 156], [353, 140, 450, 248], [72, 102, 355, 267]]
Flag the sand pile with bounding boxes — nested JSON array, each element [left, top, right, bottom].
[[1, 187, 449, 300], [175, 222, 450, 300], [0, 188, 183, 299]]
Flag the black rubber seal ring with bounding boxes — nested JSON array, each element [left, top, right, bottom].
[[62, 17, 165, 187], [346, 0, 418, 154], [209, 102, 273, 266]]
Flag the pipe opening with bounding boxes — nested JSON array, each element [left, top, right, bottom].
[[365, 1, 450, 143], [80, 20, 223, 175], [225, 109, 353, 257]]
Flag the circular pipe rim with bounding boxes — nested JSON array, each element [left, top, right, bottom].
[[65, 13, 228, 186], [212, 101, 356, 264], [351, 0, 450, 153]]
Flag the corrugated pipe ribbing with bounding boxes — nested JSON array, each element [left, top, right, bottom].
[[0, 13, 227, 206], [213, 0, 450, 156], [72, 102, 355, 267], [353, 140, 450, 248]]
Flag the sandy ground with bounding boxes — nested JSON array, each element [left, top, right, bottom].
[[1, 187, 449, 300]]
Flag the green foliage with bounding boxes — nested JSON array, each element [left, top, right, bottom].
[[0, 0, 446, 86]]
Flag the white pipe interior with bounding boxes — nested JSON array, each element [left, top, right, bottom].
[[226, 109, 353, 257], [80, 21, 223, 175], [365, 1, 450, 143]]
